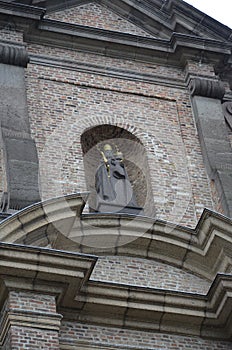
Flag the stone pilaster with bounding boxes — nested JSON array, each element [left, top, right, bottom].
[[0, 242, 97, 349], [187, 71, 232, 217], [0, 41, 40, 212], [222, 101, 232, 130], [0, 290, 62, 350], [0, 43, 29, 67]]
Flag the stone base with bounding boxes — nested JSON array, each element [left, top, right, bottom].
[[96, 202, 144, 215]]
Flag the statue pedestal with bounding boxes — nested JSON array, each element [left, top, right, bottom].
[[96, 201, 144, 215]]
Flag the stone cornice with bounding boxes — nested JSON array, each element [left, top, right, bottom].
[[0, 2, 231, 66], [171, 0, 232, 42], [24, 20, 232, 66], [0, 194, 232, 281], [0, 241, 97, 306], [0, 1, 45, 20], [0, 240, 231, 340], [29, 53, 185, 89], [43, 0, 232, 43], [72, 274, 232, 339], [0, 0, 231, 47], [36, 19, 232, 55], [1, 196, 232, 341]]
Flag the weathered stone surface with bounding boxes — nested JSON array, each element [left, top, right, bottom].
[[190, 93, 232, 217], [0, 61, 40, 211], [0, 194, 232, 282], [0, 65, 30, 133], [0, 238, 232, 340], [222, 101, 232, 130], [189, 78, 225, 99], [0, 43, 29, 67]]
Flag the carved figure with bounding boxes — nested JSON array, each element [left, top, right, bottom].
[[95, 144, 139, 212]]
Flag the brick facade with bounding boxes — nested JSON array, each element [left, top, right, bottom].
[[0, 1, 232, 349], [26, 44, 214, 225], [91, 256, 210, 294], [0, 291, 61, 349]]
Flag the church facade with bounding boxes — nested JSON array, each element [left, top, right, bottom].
[[0, 0, 232, 349]]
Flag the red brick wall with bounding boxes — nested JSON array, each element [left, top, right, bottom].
[[26, 44, 214, 226], [91, 256, 210, 294], [3, 291, 60, 350], [0, 29, 24, 43]]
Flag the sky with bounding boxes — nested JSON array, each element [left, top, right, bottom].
[[184, 0, 231, 29]]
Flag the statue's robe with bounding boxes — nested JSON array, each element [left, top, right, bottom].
[[95, 156, 138, 211]]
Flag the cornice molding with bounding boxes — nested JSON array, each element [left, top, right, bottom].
[[37, 19, 232, 54], [0, 194, 232, 281], [72, 274, 232, 339], [0, 0, 231, 49], [0, 1, 45, 20], [29, 53, 185, 89], [24, 20, 232, 66], [0, 194, 231, 340], [0, 241, 231, 340], [0, 2, 231, 65], [171, 0, 232, 42], [43, 0, 232, 43]]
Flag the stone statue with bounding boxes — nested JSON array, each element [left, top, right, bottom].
[[95, 144, 142, 214]]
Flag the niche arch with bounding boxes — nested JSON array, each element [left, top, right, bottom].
[[81, 124, 155, 216]]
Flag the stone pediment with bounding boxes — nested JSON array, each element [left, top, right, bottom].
[[1, 0, 231, 71], [3, 0, 232, 42], [45, 2, 155, 38], [0, 0, 232, 70]]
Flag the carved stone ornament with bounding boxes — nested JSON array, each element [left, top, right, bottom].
[[189, 78, 225, 100], [0, 44, 29, 67], [222, 101, 232, 130]]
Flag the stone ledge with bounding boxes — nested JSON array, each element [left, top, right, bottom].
[[0, 241, 97, 309], [29, 53, 186, 89], [0, 241, 231, 340], [62, 274, 232, 340], [0, 194, 232, 280], [0, 1, 45, 20], [0, 309, 62, 345], [24, 20, 231, 66]]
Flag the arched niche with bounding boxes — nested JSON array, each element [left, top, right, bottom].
[[81, 124, 155, 216]]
